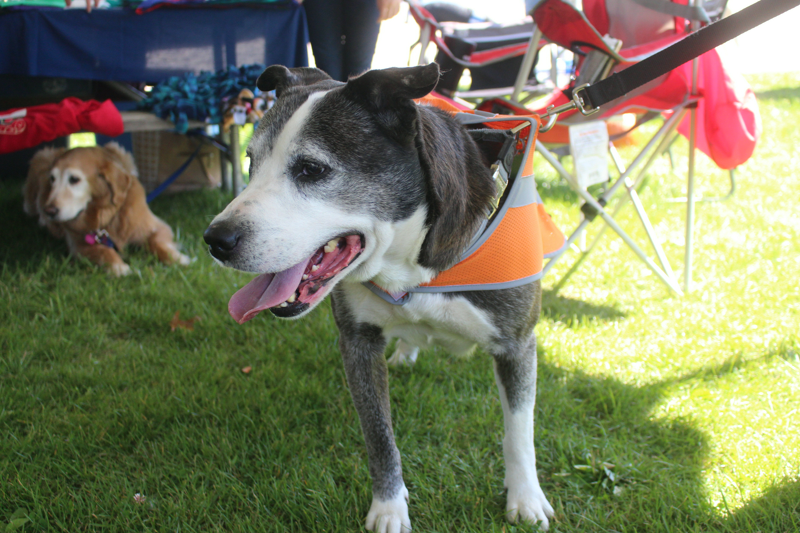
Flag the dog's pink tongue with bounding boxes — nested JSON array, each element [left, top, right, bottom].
[[228, 260, 308, 324]]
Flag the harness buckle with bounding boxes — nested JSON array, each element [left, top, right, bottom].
[[487, 163, 508, 219]]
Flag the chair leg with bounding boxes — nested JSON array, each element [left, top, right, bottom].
[[553, 125, 681, 292], [417, 24, 431, 66], [701, 169, 736, 202], [220, 130, 232, 193], [537, 141, 684, 296], [407, 39, 421, 67], [668, 168, 737, 203], [230, 125, 244, 197], [511, 28, 542, 104], [684, 105, 698, 293], [598, 108, 687, 204], [665, 133, 680, 170], [609, 143, 676, 280], [540, 107, 689, 295]]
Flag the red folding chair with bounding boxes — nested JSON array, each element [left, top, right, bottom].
[[478, 0, 761, 294], [406, 0, 550, 101]]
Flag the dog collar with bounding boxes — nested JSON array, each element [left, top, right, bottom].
[[364, 281, 412, 306], [84, 229, 118, 251]]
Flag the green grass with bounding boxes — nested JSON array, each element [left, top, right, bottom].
[[1, 73, 798, 532]]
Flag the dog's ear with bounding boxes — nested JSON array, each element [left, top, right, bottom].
[[256, 65, 332, 97], [415, 108, 495, 272], [344, 63, 440, 109], [102, 141, 139, 178], [94, 145, 134, 208], [343, 64, 440, 146]]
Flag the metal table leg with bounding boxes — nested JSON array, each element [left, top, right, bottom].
[[220, 130, 232, 193], [230, 125, 243, 197]]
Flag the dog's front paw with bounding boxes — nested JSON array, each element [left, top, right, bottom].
[[365, 486, 411, 533], [176, 253, 194, 266], [506, 482, 554, 530], [387, 340, 419, 367], [109, 263, 132, 277]]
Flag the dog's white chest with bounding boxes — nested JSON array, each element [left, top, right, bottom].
[[340, 282, 499, 356]]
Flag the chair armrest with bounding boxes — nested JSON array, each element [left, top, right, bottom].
[[532, 0, 629, 63]]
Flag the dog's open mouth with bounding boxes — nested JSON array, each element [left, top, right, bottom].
[[228, 234, 364, 323]]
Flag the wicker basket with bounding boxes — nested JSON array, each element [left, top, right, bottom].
[[131, 131, 221, 194]]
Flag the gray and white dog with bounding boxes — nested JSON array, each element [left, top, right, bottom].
[[203, 63, 554, 532]]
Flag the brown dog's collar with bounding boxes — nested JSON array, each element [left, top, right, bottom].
[[84, 229, 118, 251]]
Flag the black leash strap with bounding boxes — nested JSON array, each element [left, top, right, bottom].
[[579, 0, 800, 111]]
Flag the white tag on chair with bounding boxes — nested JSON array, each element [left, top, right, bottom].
[[569, 121, 609, 188]]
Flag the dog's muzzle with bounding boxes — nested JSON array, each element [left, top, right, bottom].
[[44, 205, 60, 219]]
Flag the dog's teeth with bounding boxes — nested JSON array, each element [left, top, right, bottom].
[[323, 239, 339, 253], [311, 265, 319, 272], [287, 294, 296, 303], [302, 274, 309, 280], [279, 302, 288, 308]]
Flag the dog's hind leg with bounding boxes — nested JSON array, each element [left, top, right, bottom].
[[333, 297, 411, 533], [147, 219, 192, 266], [493, 333, 554, 530], [387, 339, 419, 367]]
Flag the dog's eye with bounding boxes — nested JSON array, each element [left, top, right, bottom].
[[49, 176, 55, 184], [302, 163, 325, 176], [68, 176, 80, 185], [297, 162, 329, 181]]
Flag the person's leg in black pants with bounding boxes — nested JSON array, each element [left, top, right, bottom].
[[342, 0, 380, 80], [304, 0, 381, 82], [305, 0, 345, 81]]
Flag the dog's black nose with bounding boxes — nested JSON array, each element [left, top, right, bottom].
[[204, 223, 241, 261], [44, 205, 59, 218]]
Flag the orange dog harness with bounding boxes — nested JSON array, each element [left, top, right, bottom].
[[413, 163, 564, 293], [365, 96, 565, 305]]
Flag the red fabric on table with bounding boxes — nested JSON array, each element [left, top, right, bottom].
[[0, 98, 123, 155]]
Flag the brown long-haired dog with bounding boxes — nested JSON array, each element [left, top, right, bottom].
[[23, 142, 191, 276]]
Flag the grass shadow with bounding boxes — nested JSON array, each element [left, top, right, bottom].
[[0, 180, 70, 270], [665, 336, 799, 387], [534, 355, 800, 532], [720, 478, 800, 532], [754, 87, 800, 101], [4, 330, 798, 531], [541, 289, 627, 326], [534, 360, 709, 532]]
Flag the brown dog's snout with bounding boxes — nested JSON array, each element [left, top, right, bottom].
[[43, 205, 59, 219], [204, 222, 241, 262]]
